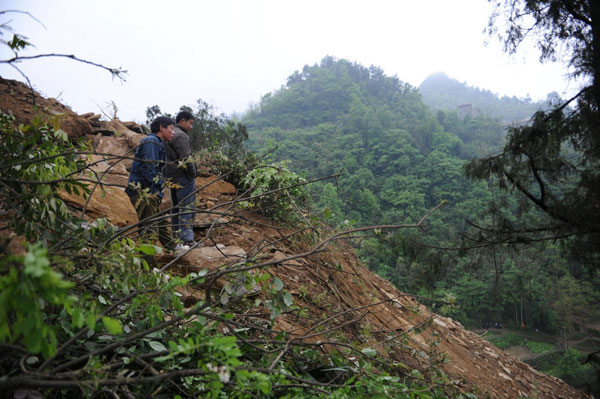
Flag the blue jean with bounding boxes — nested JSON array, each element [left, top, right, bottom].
[[170, 178, 195, 243]]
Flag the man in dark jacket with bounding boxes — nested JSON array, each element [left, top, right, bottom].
[[165, 111, 197, 247], [126, 116, 175, 250]]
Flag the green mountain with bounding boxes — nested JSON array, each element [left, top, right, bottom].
[[418, 72, 556, 123], [242, 57, 599, 345], [244, 57, 500, 228]]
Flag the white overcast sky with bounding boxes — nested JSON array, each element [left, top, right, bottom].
[[0, 0, 581, 123]]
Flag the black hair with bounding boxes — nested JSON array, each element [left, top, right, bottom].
[[150, 116, 175, 133], [176, 111, 195, 124]]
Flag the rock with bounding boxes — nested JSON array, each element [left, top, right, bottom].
[[177, 245, 247, 272], [81, 113, 102, 126], [197, 175, 236, 195], [484, 348, 500, 359], [194, 212, 230, 227], [87, 154, 129, 176], [159, 196, 172, 213], [7, 235, 27, 257], [433, 317, 448, 329], [91, 134, 135, 169], [269, 250, 302, 267], [59, 185, 137, 227], [123, 121, 143, 133], [0, 78, 93, 138]]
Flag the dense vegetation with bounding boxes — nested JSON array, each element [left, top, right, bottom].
[[243, 56, 600, 390], [419, 72, 556, 123]]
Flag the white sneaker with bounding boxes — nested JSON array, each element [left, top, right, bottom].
[[174, 243, 190, 254]]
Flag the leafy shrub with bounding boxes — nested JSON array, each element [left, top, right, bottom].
[[525, 340, 554, 354], [487, 331, 554, 354], [547, 348, 595, 389], [240, 161, 310, 222], [488, 332, 524, 349], [0, 112, 89, 242], [0, 244, 80, 357], [527, 349, 596, 390], [200, 148, 260, 188]]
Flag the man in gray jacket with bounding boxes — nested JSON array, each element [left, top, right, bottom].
[[165, 111, 197, 247]]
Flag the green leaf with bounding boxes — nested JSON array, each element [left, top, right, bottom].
[[71, 307, 84, 328], [361, 348, 377, 357], [138, 244, 157, 255], [282, 292, 294, 307], [24, 327, 42, 354], [23, 245, 50, 277], [272, 277, 284, 291], [8, 34, 31, 50], [149, 341, 167, 352], [223, 283, 234, 295], [220, 292, 230, 305], [26, 356, 39, 365], [86, 313, 96, 330], [101, 317, 122, 335], [196, 269, 208, 277], [258, 377, 271, 394]]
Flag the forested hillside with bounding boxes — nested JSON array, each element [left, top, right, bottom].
[[4, 76, 590, 399], [418, 72, 555, 123], [243, 57, 600, 390], [245, 57, 502, 227]]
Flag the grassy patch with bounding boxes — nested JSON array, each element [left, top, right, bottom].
[[486, 331, 554, 354], [488, 332, 523, 349], [525, 340, 554, 353]]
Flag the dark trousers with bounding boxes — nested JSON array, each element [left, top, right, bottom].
[[170, 179, 196, 243], [128, 191, 173, 250]]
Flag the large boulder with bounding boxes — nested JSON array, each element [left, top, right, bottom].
[[175, 244, 247, 273], [60, 185, 137, 227], [91, 134, 136, 170], [92, 119, 145, 149], [196, 175, 236, 195], [0, 78, 93, 138], [85, 154, 130, 187]]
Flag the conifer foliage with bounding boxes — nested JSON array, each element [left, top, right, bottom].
[[466, 0, 600, 268]]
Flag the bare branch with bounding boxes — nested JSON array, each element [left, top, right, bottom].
[[0, 10, 47, 29], [2, 53, 127, 81]]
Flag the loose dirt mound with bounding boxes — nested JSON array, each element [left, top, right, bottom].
[[0, 78, 589, 398], [167, 200, 586, 398]]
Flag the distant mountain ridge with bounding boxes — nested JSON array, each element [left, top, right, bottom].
[[418, 72, 556, 123]]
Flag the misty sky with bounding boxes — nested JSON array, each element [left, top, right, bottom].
[[1, 0, 581, 123]]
